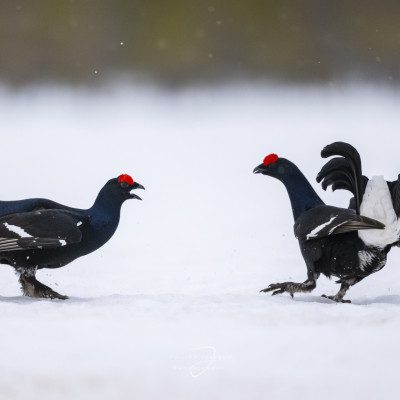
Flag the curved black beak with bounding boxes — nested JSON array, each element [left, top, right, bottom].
[[129, 181, 145, 200], [253, 164, 265, 174], [133, 182, 145, 190]]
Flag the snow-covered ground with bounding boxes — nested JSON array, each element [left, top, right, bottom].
[[0, 83, 400, 399]]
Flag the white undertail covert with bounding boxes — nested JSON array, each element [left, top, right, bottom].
[[358, 176, 400, 248]]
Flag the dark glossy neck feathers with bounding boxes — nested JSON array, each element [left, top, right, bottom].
[[279, 162, 325, 221]]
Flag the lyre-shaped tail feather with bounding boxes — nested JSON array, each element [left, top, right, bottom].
[[318, 142, 365, 215], [317, 157, 357, 192], [321, 142, 362, 167]]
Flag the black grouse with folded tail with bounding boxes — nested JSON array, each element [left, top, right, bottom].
[[253, 153, 390, 303], [0, 174, 144, 300]]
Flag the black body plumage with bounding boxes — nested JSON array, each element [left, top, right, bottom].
[[254, 155, 388, 302], [0, 176, 144, 299]]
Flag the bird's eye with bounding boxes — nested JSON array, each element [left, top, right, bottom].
[[120, 181, 130, 189]]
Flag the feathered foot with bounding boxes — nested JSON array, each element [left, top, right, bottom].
[[19, 270, 69, 300], [322, 282, 350, 303], [260, 279, 316, 298]]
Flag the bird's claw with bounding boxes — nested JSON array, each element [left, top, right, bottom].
[[19, 273, 69, 300], [321, 294, 351, 303], [42, 288, 69, 300], [260, 283, 295, 298]]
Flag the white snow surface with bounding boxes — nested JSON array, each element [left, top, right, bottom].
[[1, 83, 400, 400], [359, 175, 400, 248]]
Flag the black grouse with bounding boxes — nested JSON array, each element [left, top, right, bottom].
[[0, 174, 144, 300], [317, 141, 400, 249], [253, 153, 388, 303]]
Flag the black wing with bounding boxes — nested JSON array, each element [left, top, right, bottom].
[[294, 205, 385, 242], [0, 210, 83, 251], [0, 198, 74, 218]]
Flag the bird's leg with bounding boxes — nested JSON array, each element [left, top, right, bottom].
[[260, 278, 316, 298], [322, 282, 351, 303], [18, 268, 69, 300]]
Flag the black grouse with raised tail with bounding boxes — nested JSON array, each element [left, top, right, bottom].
[[317, 141, 400, 250], [0, 174, 144, 299], [254, 153, 388, 303]]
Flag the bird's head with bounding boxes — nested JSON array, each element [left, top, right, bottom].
[[118, 174, 145, 200], [253, 154, 295, 181], [101, 174, 145, 203]]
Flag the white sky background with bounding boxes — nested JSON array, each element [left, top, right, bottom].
[[0, 83, 400, 399]]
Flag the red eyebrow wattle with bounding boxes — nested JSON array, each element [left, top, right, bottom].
[[118, 174, 134, 185], [263, 154, 278, 165]]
